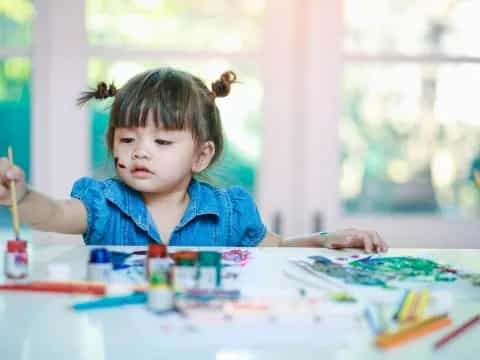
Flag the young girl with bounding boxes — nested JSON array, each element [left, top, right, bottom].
[[0, 67, 387, 252]]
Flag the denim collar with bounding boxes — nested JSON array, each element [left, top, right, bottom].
[[178, 179, 220, 228], [104, 178, 220, 233]]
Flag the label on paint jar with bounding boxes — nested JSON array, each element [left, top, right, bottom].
[[4, 252, 28, 279], [173, 266, 197, 292], [197, 266, 217, 290], [87, 263, 112, 282], [148, 258, 171, 276], [148, 286, 174, 313]]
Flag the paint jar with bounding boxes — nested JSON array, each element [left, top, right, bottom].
[[148, 271, 174, 313], [87, 248, 112, 282], [145, 244, 170, 282], [197, 251, 222, 289], [4, 240, 28, 279], [173, 251, 197, 292]]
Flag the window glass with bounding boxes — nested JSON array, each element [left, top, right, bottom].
[[86, 0, 264, 52], [344, 0, 480, 56], [341, 63, 480, 217], [0, 57, 31, 230]]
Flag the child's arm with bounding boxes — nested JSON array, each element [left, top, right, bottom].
[[259, 229, 388, 253], [0, 158, 87, 234]]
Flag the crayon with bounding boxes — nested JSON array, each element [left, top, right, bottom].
[[72, 292, 147, 310], [0, 281, 146, 296], [433, 314, 480, 350], [376, 313, 452, 350]]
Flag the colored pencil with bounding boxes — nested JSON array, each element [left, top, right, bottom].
[[365, 304, 387, 334], [365, 307, 380, 334], [72, 292, 147, 310], [376, 313, 452, 350], [0, 281, 146, 296], [393, 290, 409, 320], [184, 289, 241, 301], [433, 314, 480, 350], [0, 282, 105, 295], [415, 290, 429, 319], [7, 146, 20, 240], [397, 290, 415, 322], [404, 291, 419, 322], [405, 289, 429, 322]]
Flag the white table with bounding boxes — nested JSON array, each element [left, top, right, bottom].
[[0, 243, 479, 360]]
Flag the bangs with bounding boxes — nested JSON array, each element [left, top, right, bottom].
[[110, 69, 200, 132]]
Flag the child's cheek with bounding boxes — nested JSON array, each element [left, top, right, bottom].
[[113, 146, 128, 170]]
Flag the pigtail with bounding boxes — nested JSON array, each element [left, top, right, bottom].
[[210, 71, 237, 100], [77, 81, 118, 106]]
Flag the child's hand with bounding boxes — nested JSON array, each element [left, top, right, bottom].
[[322, 228, 388, 253], [0, 157, 28, 206]]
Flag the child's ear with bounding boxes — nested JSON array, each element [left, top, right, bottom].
[[192, 141, 215, 173]]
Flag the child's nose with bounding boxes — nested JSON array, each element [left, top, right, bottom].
[[132, 146, 151, 160], [132, 152, 149, 160]]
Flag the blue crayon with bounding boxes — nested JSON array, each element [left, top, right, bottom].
[[183, 289, 241, 302], [365, 305, 387, 334], [72, 291, 147, 311]]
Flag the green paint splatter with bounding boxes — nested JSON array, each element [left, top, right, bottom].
[[351, 257, 457, 282], [310, 256, 459, 288], [330, 292, 356, 303]]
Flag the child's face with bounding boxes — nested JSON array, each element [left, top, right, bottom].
[[113, 114, 212, 193]]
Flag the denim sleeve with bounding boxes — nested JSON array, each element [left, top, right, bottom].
[[70, 177, 109, 245], [227, 186, 267, 247]]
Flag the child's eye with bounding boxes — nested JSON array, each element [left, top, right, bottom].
[[119, 137, 135, 143], [155, 139, 173, 145]]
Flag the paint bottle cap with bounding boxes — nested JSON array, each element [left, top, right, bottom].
[[148, 244, 167, 258], [89, 248, 111, 264], [7, 240, 27, 252], [198, 251, 221, 267], [174, 251, 197, 265]]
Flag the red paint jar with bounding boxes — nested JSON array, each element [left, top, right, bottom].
[[146, 244, 170, 282], [4, 240, 28, 279]]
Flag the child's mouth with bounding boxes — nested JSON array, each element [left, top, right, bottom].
[[131, 166, 154, 178]]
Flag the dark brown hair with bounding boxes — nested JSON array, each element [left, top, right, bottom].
[[78, 68, 237, 168]]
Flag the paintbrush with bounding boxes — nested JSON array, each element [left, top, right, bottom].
[[7, 146, 20, 240]]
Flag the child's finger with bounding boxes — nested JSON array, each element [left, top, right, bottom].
[[381, 241, 389, 252], [371, 231, 387, 252], [5, 165, 25, 182], [0, 158, 10, 184], [361, 233, 374, 253]]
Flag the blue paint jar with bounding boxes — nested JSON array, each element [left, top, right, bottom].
[[87, 248, 112, 282]]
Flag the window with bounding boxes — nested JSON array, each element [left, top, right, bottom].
[[0, 1, 33, 231], [341, 0, 480, 217]]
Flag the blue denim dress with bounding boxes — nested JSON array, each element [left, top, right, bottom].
[[70, 177, 266, 246]]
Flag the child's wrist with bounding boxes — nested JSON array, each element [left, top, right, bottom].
[[317, 231, 329, 247]]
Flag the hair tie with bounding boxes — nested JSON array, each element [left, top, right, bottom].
[[211, 70, 237, 100], [77, 81, 117, 106], [95, 82, 117, 99]]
